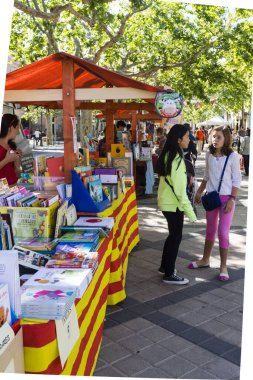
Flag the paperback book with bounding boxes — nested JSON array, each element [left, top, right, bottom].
[[53, 241, 100, 258], [58, 229, 100, 243], [14, 245, 50, 270], [88, 178, 103, 203]]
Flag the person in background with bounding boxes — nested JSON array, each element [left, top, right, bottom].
[[237, 126, 246, 153], [98, 127, 107, 157], [34, 129, 41, 146], [240, 128, 250, 176], [23, 127, 29, 139], [183, 123, 197, 164], [0, 114, 22, 185], [155, 127, 167, 156], [189, 126, 241, 281], [195, 127, 205, 155], [156, 124, 197, 285]]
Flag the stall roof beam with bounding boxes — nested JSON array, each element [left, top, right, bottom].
[[4, 87, 156, 103]]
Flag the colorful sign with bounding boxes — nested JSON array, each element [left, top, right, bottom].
[[155, 91, 184, 119]]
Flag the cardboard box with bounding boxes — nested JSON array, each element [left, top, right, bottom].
[[0, 328, 25, 373]]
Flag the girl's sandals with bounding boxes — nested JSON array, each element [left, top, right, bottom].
[[188, 261, 210, 269]]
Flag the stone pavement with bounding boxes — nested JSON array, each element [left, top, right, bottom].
[[94, 148, 247, 379]]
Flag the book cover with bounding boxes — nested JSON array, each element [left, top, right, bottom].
[[1, 214, 14, 249], [46, 156, 65, 177], [0, 284, 12, 326], [55, 200, 69, 238], [34, 155, 47, 176], [14, 245, 50, 269], [58, 230, 100, 244], [66, 204, 77, 226], [56, 183, 66, 201], [73, 216, 114, 230], [88, 179, 103, 203], [100, 174, 118, 184], [111, 157, 131, 176], [93, 167, 117, 175], [53, 242, 99, 257], [22, 268, 93, 299], [84, 134, 96, 152]]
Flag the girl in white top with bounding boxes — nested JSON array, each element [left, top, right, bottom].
[[188, 126, 241, 281]]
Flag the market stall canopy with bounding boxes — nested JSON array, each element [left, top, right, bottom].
[[4, 52, 163, 108], [196, 116, 230, 127]]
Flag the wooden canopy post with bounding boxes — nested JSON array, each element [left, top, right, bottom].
[[105, 100, 114, 153], [62, 58, 77, 183], [131, 111, 137, 144]]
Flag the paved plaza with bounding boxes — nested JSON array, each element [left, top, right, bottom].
[[94, 149, 247, 379]]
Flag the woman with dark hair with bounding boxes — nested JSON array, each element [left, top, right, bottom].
[[156, 124, 197, 285], [0, 114, 22, 185], [189, 126, 241, 281]]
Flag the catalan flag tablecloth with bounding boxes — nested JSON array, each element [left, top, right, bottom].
[[21, 184, 140, 375]]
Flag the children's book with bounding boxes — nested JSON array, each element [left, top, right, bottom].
[[88, 179, 103, 203], [111, 144, 125, 157], [0, 284, 12, 326], [53, 241, 100, 257], [58, 229, 100, 244], [111, 156, 131, 176], [66, 204, 77, 226], [14, 245, 50, 270], [56, 183, 66, 201], [22, 268, 93, 299], [45, 259, 84, 269], [60, 226, 108, 238], [15, 237, 58, 252], [34, 155, 47, 176]]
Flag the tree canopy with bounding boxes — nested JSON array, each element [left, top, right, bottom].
[[10, 0, 253, 122]]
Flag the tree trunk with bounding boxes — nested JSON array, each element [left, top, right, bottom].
[[80, 109, 92, 149], [45, 111, 53, 145]]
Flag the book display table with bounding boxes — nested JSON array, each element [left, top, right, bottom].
[[96, 184, 140, 305], [20, 184, 140, 375]]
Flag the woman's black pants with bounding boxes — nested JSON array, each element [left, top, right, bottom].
[[161, 209, 184, 277]]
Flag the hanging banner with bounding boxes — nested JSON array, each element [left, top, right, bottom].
[[155, 92, 184, 119]]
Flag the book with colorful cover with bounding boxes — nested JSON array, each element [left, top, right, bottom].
[[84, 134, 96, 152], [53, 240, 100, 257], [88, 178, 103, 203], [14, 245, 50, 269], [15, 237, 58, 252], [34, 155, 47, 176], [60, 226, 108, 238], [0, 283, 12, 326], [22, 268, 93, 299], [58, 229, 100, 244], [45, 258, 84, 269]]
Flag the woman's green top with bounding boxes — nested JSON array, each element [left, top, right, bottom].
[[157, 153, 196, 222]]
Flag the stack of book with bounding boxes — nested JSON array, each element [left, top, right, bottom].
[[15, 237, 58, 253], [0, 186, 59, 208], [21, 287, 76, 320], [46, 251, 99, 272], [22, 267, 93, 299], [73, 216, 114, 234]]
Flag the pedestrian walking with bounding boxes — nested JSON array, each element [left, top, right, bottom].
[[156, 124, 197, 285], [240, 128, 250, 176], [195, 127, 205, 155], [155, 127, 167, 157], [188, 126, 241, 281], [34, 129, 41, 145], [23, 127, 29, 139]]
